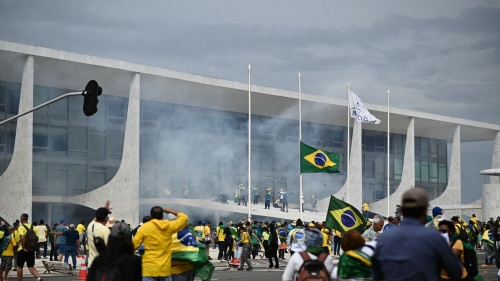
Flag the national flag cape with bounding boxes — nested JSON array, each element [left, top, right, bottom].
[[325, 196, 366, 234], [348, 89, 381, 124], [300, 141, 340, 173], [172, 227, 214, 281]]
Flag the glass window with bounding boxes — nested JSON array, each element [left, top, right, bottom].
[[175, 105, 190, 125], [375, 156, 384, 177], [160, 106, 175, 130], [50, 130, 68, 156], [365, 159, 375, 178], [69, 127, 88, 151], [107, 130, 124, 155], [323, 129, 333, 147], [88, 134, 106, 160], [439, 163, 447, 184], [438, 140, 447, 160], [48, 167, 68, 195], [88, 170, 106, 191], [364, 132, 374, 152], [33, 162, 48, 188], [142, 102, 159, 121], [7, 87, 20, 114], [394, 158, 403, 180], [429, 139, 438, 159], [421, 161, 429, 182], [420, 138, 429, 159], [108, 97, 127, 118], [48, 88, 68, 117], [68, 164, 87, 188]]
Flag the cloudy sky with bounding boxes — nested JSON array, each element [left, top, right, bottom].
[[1, 0, 499, 202]]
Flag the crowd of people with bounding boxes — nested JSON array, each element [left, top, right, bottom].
[[3, 190, 500, 281]]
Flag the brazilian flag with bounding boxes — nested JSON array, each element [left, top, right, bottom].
[[325, 196, 366, 234], [300, 141, 339, 173]]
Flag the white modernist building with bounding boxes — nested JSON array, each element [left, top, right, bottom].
[[0, 40, 499, 226]]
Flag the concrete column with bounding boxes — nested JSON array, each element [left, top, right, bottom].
[[483, 131, 500, 221], [318, 119, 362, 210], [67, 73, 141, 226], [430, 125, 461, 207], [371, 117, 415, 216], [0, 55, 34, 224]]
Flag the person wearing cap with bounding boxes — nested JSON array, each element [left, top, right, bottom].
[[425, 206, 446, 230], [87, 222, 142, 281], [55, 218, 69, 262], [106, 216, 116, 230], [133, 206, 188, 280], [282, 228, 335, 281], [87, 200, 112, 268], [62, 224, 80, 269], [372, 188, 462, 281]]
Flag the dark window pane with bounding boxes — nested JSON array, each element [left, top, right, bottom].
[[69, 127, 88, 151], [68, 164, 87, 188], [89, 134, 106, 160]]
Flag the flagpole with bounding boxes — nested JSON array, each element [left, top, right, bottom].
[[248, 64, 252, 222], [299, 72, 303, 221], [346, 83, 351, 203], [387, 89, 390, 218]]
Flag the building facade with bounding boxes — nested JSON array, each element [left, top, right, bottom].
[[0, 41, 499, 225]]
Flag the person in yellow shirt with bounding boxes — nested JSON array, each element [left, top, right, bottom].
[[0, 225, 17, 281], [133, 206, 188, 280], [438, 220, 468, 280], [204, 221, 213, 260], [314, 223, 330, 254], [216, 222, 227, 261], [235, 225, 253, 271], [17, 213, 44, 281], [362, 201, 370, 219], [76, 221, 87, 254]]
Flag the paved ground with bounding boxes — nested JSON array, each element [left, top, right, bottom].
[[6, 247, 500, 280]]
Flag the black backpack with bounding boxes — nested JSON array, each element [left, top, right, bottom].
[[454, 224, 469, 242], [451, 239, 478, 278], [297, 252, 331, 281], [22, 224, 39, 252], [94, 258, 123, 281]]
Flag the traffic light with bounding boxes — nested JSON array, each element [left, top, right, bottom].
[[83, 80, 102, 116]]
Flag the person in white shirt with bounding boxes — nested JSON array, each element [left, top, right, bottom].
[[87, 201, 112, 268]]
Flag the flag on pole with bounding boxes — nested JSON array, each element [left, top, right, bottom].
[[300, 141, 340, 173], [325, 196, 366, 234], [348, 89, 381, 124]]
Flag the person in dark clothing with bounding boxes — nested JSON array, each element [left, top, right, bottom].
[[63, 224, 80, 269], [223, 224, 234, 261], [372, 188, 462, 281], [87, 222, 142, 281], [49, 223, 58, 261], [268, 222, 279, 269]]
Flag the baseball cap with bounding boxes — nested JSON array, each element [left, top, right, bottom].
[[401, 188, 428, 208], [60, 218, 67, 223], [432, 206, 443, 217]]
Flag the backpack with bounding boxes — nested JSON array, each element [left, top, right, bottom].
[[297, 252, 330, 281], [22, 224, 39, 252], [94, 258, 123, 281], [0, 232, 12, 253], [92, 224, 107, 255], [454, 224, 469, 242], [451, 239, 478, 278]]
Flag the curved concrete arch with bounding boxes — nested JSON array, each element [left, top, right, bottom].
[[483, 131, 500, 221], [429, 125, 461, 208], [371, 118, 415, 217], [317, 119, 363, 211], [0, 55, 34, 224], [64, 73, 141, 226]]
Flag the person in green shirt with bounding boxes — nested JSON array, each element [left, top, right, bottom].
[[252, 187, 259, 204]]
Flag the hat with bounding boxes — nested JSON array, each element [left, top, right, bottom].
[[472, 214, 476, 217], [69, 224, 75, 229], [60, 218, 67, 223], [308, 223, 314, 227], [432, 206, 443, 217], [201, 221, 206, 226], [106, 217, 116, 228], [305, 229, 323, 252], [110, 221, 131, 238], [291, 220, 297, 226], [401, 188, 428, 208]]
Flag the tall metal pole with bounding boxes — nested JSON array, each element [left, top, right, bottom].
[[346, 84, 351, 203], [299, 73, 303, 221], [248, 64, 252, 222], [387, 90, 391, 218]]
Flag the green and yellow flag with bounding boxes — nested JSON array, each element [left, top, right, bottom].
[[300, 141, 340, 173], [325, 196, 366, 234]]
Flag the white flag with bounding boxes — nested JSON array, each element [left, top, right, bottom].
[[348, 89, 381, 124]]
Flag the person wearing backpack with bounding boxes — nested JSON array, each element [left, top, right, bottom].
[[0, 223, 17, 281], [16, 213, 43, 281], [438, 220, 478, 280], [282, 228, 335, 281], [87, 222, 141, 281]]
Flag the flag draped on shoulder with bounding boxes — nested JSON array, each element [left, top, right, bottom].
[[300, 141, 339, 173], [348, 89, 381, 124], [325, 196, 366, 234], [173, 227, 214, 281]]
